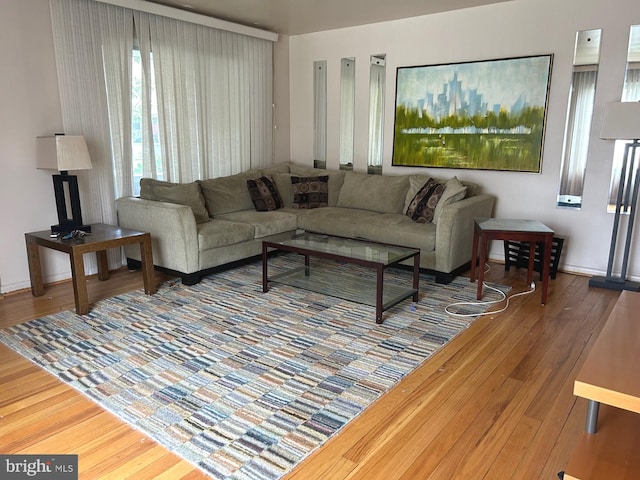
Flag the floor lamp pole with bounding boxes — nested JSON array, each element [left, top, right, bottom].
[[589, 140, 640, 291]]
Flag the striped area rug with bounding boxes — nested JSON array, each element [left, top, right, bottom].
[[0, 254, 507, 479]]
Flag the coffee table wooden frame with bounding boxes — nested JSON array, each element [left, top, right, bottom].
[[25, 223, 156, 315], [262, 233, 420, 324]]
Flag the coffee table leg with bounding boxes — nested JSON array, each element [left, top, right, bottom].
[[262, 243, 269, 292], [412, 253, 420, 302], [376, 265, 383, 324], [70, 249, 89, 315]]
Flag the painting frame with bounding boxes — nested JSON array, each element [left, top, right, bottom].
[[391, 54, 554, 173]]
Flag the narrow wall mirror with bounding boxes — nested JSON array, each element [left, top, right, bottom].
[[556, 29, 602, 209], [313, 60, 327, 169], [339, 57, 356, 171], [368, 54, 386, 175]]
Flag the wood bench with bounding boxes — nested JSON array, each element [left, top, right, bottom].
[[564, 290, 640, 479]]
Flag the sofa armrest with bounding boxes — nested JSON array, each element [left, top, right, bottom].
[[115, 196, 200, 274], [435, 194, 496, 273]]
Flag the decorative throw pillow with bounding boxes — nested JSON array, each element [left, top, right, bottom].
[[247, 176, 283, 211], [291, 175, 329, 209], [405, 178, 445, 223], [433, 176, 468, 224], [139, 178, 210, 223]]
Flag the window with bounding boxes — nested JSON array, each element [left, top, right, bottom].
[[607, 25, 640, 213], [131, 49, 162, 195], [557, 29, 602, 209]]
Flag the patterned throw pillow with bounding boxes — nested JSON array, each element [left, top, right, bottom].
[[247, 176, 283, 211], [291, 175, 329, 209], [405, 177, 445, 223]]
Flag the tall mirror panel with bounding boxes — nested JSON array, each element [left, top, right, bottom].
[[557, 29, 602, 209], [313, 60, 327, 169]]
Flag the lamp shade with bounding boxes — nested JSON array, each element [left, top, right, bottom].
[[36, 135, 92, 171], [600, 102, 640, 140]]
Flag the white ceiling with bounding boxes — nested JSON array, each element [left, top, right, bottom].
[[146, 0, 513, 36]]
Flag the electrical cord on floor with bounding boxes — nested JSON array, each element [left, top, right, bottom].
[[445, 264, 537, 318]]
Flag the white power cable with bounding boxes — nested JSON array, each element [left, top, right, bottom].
[[445, 264, 537, 318]]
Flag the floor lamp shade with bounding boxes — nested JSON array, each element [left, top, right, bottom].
[[36, 135, 93, 233], [589, 102, 640, 291]]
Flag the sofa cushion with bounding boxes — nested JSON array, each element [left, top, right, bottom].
[[216, 210, 297, 238], [292, 175, 328, 209], [337, 171, 409, 214], [405, 178, 445, 224], [199, 170, 261, 215], [289, 165, 345, 206], [433, 177, 468, 225], [196, 219, 255, 250], [260, 162, 290, 176], [139, 178, 210, 223], [295, 206, 378, 238], [271, 173, 295, 208], [247, 176, 283, 211], [354, 213, 436, 252]]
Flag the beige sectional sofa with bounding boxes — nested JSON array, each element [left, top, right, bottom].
[[115, 163, 495, 285]]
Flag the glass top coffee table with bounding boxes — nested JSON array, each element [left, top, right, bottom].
[[262, 232, 420, 324]]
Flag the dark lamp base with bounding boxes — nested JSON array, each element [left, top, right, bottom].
[[588, 276, 640, 292]]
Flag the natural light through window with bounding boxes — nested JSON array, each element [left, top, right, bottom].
[[131, 49, 162, 195]]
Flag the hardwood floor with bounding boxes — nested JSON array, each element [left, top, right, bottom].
[[0, 264, 619, 479]]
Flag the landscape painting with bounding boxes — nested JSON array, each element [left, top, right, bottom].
[[392, 54, 553, 172]]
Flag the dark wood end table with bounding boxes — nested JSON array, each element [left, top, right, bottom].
[[25, 223, 156, 314], [470, 218, 554, 305]]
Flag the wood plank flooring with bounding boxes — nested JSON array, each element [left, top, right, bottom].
[[0, 263, 620, 479]]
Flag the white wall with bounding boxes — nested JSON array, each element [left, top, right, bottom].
[[0, 0, 71, 294], [288, 0, 640, 279]]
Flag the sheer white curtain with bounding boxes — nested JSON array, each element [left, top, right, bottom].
[[50, 0, 274, 243], [557, 67, 597, 203], [125, 11, 273, 195], [368, 57, 386, 169], [50, 0, 128, 271]]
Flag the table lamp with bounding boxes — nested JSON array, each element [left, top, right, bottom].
[[36, 134, 93, 234], [589, 101, 640, 291]]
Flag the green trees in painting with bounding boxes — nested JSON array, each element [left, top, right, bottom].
[[393, 104, 546, 171]]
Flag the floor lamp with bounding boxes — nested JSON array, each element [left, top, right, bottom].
[[589, 101, 640, 291], [36, 135, 93, 234]]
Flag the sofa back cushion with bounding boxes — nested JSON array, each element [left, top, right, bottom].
[[337, 171, 409, 213], [139, 178, 210, 223], [199, 170, 261, 215]]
